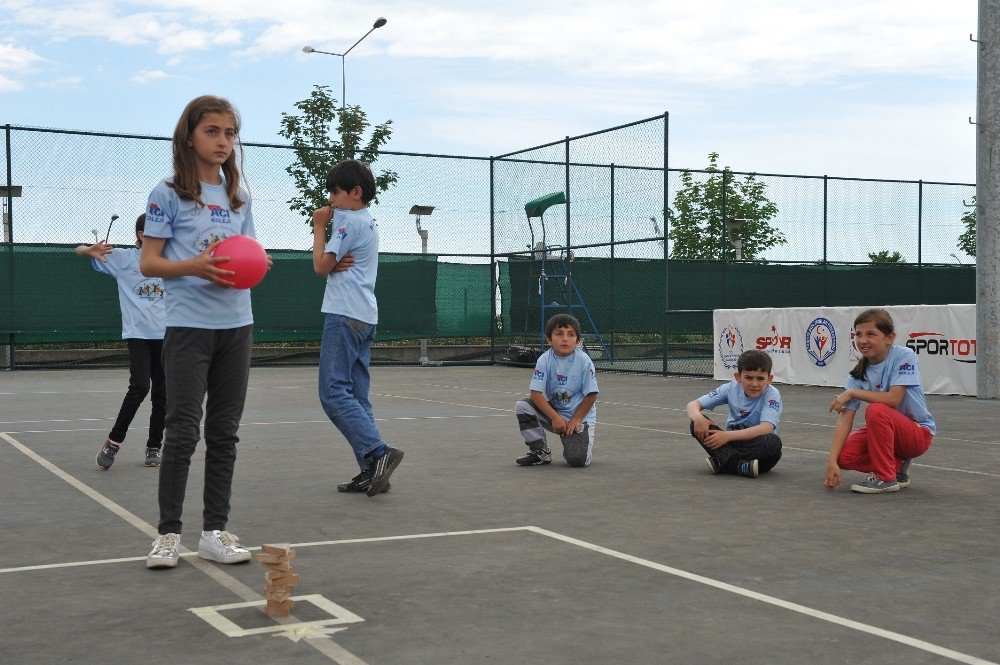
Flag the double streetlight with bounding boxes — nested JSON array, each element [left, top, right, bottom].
[[303, 17, 388, 109]]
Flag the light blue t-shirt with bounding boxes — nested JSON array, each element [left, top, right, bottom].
[[90, 246, 166, 340], [698, 381, 783, 433], [143, 180, 255, 329], [844, 345, 936, 435], [529, 348, 600, 423], [321, 208, 379, 324]]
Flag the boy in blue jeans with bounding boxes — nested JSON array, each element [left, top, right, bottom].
[[514, 314, 599, 467], [685, 349, 783, 478], [312, 159, 403, 497]]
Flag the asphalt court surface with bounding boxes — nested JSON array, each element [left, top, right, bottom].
[[1, 365, 998, 664]]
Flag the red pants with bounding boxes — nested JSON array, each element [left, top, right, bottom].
[[838, 402, 933, 482]]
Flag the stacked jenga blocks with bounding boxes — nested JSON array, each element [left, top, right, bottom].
[[257, 543, 301, 617]]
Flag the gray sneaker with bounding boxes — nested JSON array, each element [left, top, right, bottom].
[[96, 439, 122, 471], [896, 459, 911, 488], [146, 533, 181, 569], [144, 447, 161, 467], [851, 473, 901, 494], [705, 457, 722, 474]]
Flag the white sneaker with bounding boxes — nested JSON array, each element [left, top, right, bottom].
[[146, 533, 181, 569], [198, 530, 251, 564]]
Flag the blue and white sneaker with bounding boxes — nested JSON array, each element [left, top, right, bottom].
[[851, 473, 901, 494], [736, 459, 759, 478]]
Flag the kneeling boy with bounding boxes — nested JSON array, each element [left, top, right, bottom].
[[685, 350, 782, 478], [514, 314, 599, 468]]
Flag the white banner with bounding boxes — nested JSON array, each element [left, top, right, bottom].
[[713, 305, 976, 395]]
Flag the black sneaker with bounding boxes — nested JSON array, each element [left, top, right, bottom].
[[96, 440, 122, 471], [337, 471, 390, 493], [366, 447, 403, 497], [144, 447, 161, 467], [896, 459, 911, 488], [705, 457, 722, 474], [516, 448, 552, 466], [736, 459, 759, 478]]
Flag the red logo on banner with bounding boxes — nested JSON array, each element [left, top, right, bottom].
[[756, 324, 791, 354]]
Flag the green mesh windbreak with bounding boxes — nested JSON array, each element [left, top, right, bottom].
[[0, 245, 493, 342], [501, 257, 975, 337]]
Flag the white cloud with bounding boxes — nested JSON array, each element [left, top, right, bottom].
[[132, 69, 170, 84], [4, 2, 977, 87], [0, 74, 24, 92]]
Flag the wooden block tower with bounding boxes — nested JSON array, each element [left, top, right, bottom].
[[257, 543, 301, 617]]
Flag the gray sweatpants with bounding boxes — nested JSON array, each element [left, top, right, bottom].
[[515, 397, 595, 467], [158, 325, 252, 535]]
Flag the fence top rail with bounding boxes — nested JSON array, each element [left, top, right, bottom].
[[493, 113, 667, 159], [2, 123, 974, 187]]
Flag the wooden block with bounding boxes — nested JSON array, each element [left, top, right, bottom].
[[265, 587, 294, 603], [261, 543, 293, 556], [265, 583, 296, 594], [265, 571, 301, 585], [256, 551, 296, 564], [259, 560, 293, 571], [265, 598, 294, 617]]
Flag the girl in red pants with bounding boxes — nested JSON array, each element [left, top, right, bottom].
[[825, 308, 935, 494]]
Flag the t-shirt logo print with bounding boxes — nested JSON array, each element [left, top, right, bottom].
[[207, 204, 232, 224], [148, 203, 164, 220], [337, 227, 347, 240]]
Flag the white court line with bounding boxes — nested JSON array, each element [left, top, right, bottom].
[[0, 431, 367, 665], [526, 526, 997, 665], [2, 412, 510, 435], [0, 518, 992, 665]]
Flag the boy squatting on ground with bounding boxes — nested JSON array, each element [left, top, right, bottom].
[[515, 314, 599, 467], [686, 349, 783, 478]]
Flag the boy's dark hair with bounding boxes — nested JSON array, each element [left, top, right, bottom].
[[326, 159, 377, 204], [737, 349, 772, 374], [135, 213, 146, 247], [545, 313, 581, 339]]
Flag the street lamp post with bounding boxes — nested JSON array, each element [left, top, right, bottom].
[[303, 17, 387, 109], [410, 205, 435, 364]]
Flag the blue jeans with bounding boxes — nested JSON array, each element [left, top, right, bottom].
[[318, 313, 386, 472]]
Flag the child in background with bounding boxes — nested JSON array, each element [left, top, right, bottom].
[[514, 314, 599, 468], [313, 159, 403, 497], [825, 308, 934, 494], [686, 349, 783, 478], [74, 214, 166, 470], [139, 95, 271, 568]]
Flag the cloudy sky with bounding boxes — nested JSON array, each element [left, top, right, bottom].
[[0, 0, 979, 182]]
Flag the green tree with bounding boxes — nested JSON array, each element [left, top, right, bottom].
[[957, 197, 976, 258], [868, 250, 905, 264], [278, 85, 397, 231], [666, 152, 784, 260]]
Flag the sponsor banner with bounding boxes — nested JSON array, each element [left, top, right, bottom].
[[714, 305, 976, 395]]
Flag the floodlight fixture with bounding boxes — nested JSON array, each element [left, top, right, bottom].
[[301, 17, 388, 109]]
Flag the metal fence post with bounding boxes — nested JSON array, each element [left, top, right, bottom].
[[917, 179, 923, 266], [610, 163, 616, 358], [4, 124, 14, 369], [489, 156, 496, 365], [662, 112, 670, 376], [823, 175, 828, 306], [565, 136, 571, 249]]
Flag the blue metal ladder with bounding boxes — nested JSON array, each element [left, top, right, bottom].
[[525, 192, 613, 362]]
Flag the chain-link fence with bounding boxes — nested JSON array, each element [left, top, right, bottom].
[[1, 121, 976, 373]]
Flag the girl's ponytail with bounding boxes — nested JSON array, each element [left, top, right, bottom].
[[849, 308, 895, 381]]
